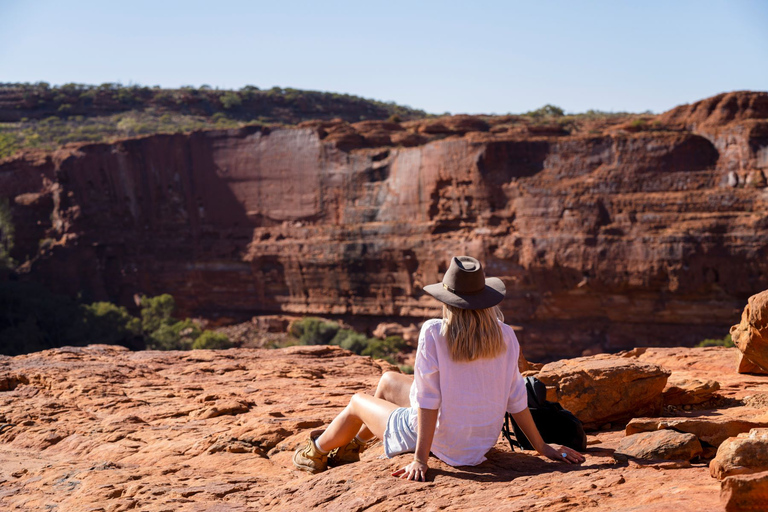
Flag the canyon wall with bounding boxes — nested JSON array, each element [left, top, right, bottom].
[[2, 91, 768, 359]]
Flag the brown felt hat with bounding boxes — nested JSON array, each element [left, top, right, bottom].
[[423, 256, 506, 310]]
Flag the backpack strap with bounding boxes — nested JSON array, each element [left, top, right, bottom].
[[501, 412, 522, 451], [525, 376, 548, 408]]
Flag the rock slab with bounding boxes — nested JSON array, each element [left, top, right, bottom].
[[616, 429, 703, 461], [0, 345, 753, 511], [627, 415, 768, 448], [663, 376, 720, 405], [536, 355, 670, 428]]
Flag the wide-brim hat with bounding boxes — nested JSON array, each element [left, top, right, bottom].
[[423, 256, 506, 310]]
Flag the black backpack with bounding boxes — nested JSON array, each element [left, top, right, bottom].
[[501, 376, 587, 452]]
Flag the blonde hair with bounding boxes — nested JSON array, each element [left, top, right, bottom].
[[441, 304, 505, 362]]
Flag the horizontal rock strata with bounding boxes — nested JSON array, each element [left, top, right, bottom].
[[627, 415, 768, 448], [616, 429, 703, 461], [2, 92, 768, 358]]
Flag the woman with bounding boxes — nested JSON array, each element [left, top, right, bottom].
[[293, 256, 585, 481]]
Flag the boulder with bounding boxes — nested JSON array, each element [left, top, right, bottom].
[[627, 416, 768, 448], [710, 429, 768, 480], [720, 471, 768, 512], [616, 430, 702, 461], [738, 352, 768, 375], [731, 290, 768, 373], [536, 355, 670, 428], [663, 376, 720, 406]]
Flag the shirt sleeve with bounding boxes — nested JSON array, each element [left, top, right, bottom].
[[506, 329, 528, 414], [413, 321, 441, 410]]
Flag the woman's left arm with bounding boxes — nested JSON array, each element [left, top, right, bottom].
[[392, 407, 438, 481], [510, 407, 585, 464]]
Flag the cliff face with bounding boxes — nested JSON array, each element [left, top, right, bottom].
[[2, 91, 768, 359]]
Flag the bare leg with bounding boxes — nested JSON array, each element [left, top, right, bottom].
[[356, 371, 413, 441], [315, 393, 398, 452]]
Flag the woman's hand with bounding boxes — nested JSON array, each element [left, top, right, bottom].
[[392, 459, 429, 481], [538, 443, 585, 464]]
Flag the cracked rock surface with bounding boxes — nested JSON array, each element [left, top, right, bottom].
[[1, 344, 768, 511]]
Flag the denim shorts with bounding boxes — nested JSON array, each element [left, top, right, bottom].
[[383, 407, 418, 457]]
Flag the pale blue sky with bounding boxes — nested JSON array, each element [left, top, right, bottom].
[[1, 0, 766, 114]]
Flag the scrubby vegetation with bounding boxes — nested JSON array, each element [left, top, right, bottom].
[[0, 283, 231, 356], [465, 104, 651, 138], [0, 82, 428, 159], [525, 104, 565, 118], [0, 111, 247, 158], [287, 317, 409, 365], [696, 334, 735, 348], [0, 83, 660, 160]]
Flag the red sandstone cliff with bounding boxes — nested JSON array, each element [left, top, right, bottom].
[[2, 91, 767, 359]]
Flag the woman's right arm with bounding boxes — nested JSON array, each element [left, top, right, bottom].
[[392, 407, 438, 481], [510, 407, 584, 464]]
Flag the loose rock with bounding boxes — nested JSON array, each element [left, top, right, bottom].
[[615, 430, 703, 461], [720, 471, 768, 512], [663, 376, 720, 405], [710, 428, 768, 480], [731, 290, 768, 373]]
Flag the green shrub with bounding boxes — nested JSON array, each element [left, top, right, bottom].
[[398, 364, 414, 374], [145, 319, 203, 350], [172, 318, 203, 341], [331, 328, 369, 353], [0, 132, 20, 159], [526, 104, 565, 118], [284, 317, 409, 363], [192, 331, 233, 350], [361, 335, 407, 361], [220, 92, 242, 110], [140, 294, 176, 334], [289, 317, 341, 345], [146, 323, 184, 350], [696, 334, 734, 348], [140, 296, 211, 350], [211, 112, 229, 124], [115, 87, 139, 104], [81, 301, 142, 346]]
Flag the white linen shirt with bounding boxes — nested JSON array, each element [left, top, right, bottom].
[[408, 318, 528, 466]]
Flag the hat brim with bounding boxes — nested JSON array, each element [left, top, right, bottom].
[[423, 277, 506, 310]]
